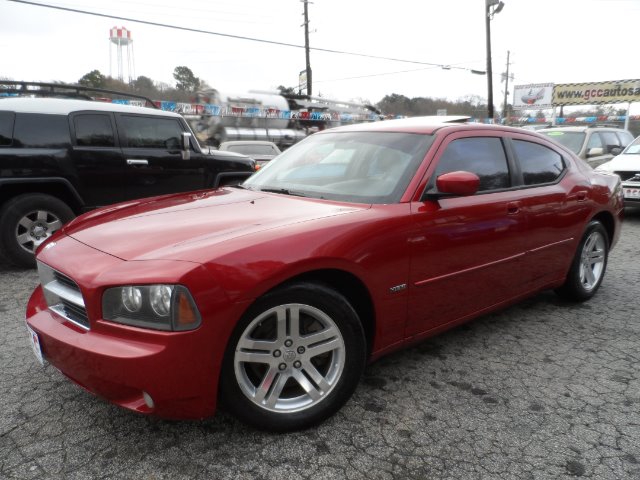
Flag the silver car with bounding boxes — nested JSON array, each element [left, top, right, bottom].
[[539, 125, 634, 167]]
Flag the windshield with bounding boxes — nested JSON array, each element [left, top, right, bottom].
[[622, 136, 640, 154], [243, 131, 435, 204], [539, 131, 585, 154]]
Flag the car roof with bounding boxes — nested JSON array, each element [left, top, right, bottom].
[[0, 97, 181, 118], [323, 116, 530, 136], [539, 126, 621, 133]]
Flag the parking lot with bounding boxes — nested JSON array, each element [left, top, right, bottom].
[[1, 209, 638, 480]]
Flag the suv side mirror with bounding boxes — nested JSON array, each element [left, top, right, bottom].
[[586, 147, 604, 158], [181, 132, 192, 160]]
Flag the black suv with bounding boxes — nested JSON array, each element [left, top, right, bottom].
[[0, 96, 256, 267]]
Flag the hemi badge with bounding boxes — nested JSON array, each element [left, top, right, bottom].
[[389, 283, 407, 293]]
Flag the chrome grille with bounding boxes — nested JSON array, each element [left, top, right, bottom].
[[37, 262, 89, 330], [53, 270, 79, 290]]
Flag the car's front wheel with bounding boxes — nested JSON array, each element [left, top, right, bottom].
[[220, 282, 367, 432], [555, 220, 609, 301], [0, 194, 75, 268]]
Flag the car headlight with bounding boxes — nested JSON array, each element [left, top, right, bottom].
[[103, 285, 201, 331]]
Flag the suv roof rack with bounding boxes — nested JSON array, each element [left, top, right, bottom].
[[0, 80, 158, 109]]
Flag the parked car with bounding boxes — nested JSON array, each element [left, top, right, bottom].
[[596, 135, 640, 205], [538, 125, 634, 167], [0, 97, 256, 267], [218, 140, 282, 167], [26, 118, 623, 432]]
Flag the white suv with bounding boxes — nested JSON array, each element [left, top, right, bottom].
[[539, 125, 634, 167]]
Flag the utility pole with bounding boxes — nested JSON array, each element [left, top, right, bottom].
[[485, 5, 494, 121], [502, 50, 512, 122], [302, 0, 312, 96], [485, 0, 504, 122]]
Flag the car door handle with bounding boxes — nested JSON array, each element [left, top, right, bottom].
[[127, 159, 148, 166], [577, 190, 587, 202], [507, 201, 521, 215]]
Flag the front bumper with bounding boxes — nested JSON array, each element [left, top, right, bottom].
[[26, 285, 218, 419], [24, 235, 238, 420]]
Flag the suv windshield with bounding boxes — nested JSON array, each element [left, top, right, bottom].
[[243, 131, 435, 204], [539, 131, 585, 154]]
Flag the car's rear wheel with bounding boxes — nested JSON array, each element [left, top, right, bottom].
[[220, 282, 366, 432], [555, 220, 609, 301], [0, 194, 75, 268]]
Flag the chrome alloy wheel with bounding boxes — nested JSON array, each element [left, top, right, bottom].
[[579, 230, 606, 291], [16, 209, 63, 253], [234, 303, 346, 414]]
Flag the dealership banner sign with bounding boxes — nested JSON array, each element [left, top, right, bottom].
[[513, 84, 554, 109], [553, 80, 640, 106]]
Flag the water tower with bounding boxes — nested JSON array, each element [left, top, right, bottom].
[[109, 26, 135, 83]]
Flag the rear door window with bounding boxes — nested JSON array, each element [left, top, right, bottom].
[[512, 140, 565, 185], [616, 130, 634, 147], [0, 111, 15, 146], [13, 113, 70, 148]]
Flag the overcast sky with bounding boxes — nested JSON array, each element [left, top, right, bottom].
[[2, 0, 640, 113]]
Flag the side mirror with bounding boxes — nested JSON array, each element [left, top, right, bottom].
[[586, 147, 604, 158], [610, 146, 622, 156], [424, 171, 480, 200], [181, 132, 192, 160]]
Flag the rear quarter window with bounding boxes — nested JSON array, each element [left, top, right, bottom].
[[0, 111, 15, 146], [13, 113, 70, 148], [513, 140, 565, 185]]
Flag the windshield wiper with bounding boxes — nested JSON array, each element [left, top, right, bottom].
[[259, 187, 308, 197]]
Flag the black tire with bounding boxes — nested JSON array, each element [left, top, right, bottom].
[[0, 194, 75, 268], [555, 220, 609, 302], [220, 282, 367, 432]]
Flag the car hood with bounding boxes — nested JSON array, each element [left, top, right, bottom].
[[63, 188, 366, 262], [597, 154, 640, 172]]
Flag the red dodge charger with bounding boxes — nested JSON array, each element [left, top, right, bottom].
[[25, 118, 623, 431]]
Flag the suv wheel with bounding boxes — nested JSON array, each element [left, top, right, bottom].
[[0, 194, 75, 268]]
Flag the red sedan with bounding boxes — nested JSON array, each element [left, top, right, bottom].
[[25, 118, 623, 431]]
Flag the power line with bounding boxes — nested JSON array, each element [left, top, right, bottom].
[[8, 0, 482, 73]]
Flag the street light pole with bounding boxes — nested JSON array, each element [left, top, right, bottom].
[[485, 0, 504, 122]]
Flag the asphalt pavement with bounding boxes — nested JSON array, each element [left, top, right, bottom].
[[1, 209, 639, 480]]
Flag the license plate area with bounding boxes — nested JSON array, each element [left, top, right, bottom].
[[27, 325, 45, 366], [623, 187, 640, 199]]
